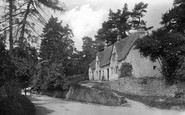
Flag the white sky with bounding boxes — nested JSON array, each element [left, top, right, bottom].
[[55, 0, 174, 51], [0, 0, 174, 51]]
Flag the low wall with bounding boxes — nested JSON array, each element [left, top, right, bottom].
[[96, 77, 178, 97], [66, 84, 127, 106]]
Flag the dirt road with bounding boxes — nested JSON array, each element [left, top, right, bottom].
[[29, 95, 185, 115]]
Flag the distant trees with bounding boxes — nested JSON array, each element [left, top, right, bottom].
[[95, 2, 151, 46], [75, 36, 97, 76]]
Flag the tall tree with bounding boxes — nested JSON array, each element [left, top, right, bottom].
[[95, 2, 150, 46], [95, 3, 131, 45], [1, 0, 65, 49], [8, 0, 15, 51], [40, 16, 75, 75], [19, 0, 65, 48], [131, 2, 148, 29], [135, 28, 185, 84], [74, 36, 97, 76]]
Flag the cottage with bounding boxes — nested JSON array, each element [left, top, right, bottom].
[[89, 31, 162, 81]]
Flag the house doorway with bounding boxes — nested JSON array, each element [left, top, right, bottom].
[[99, 70, 101, 80], [107, 69, 109, 81]]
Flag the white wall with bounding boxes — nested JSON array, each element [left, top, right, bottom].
[[94, 55, 100, 80], [124, 47, 162, 78], [109, 46, 119, 81], [89, 68, 95, 80], [89, 68, 92, 80]]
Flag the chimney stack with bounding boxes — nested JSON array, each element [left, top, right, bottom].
[[137, 25, 146, 38]]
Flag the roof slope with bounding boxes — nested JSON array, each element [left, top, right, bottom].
[[114, 33, 139, 61], [89, 59, 96, 70], [97, 45, 113, 67]]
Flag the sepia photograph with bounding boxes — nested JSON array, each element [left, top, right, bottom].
[[0, 0, 185, 115]]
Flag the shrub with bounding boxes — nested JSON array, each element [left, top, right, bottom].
[[119, 62, 133, 78], [0, 95, 35, 115]]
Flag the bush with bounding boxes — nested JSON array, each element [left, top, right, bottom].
[[119, 62, 133, 78], [0, 95, 35, 115]]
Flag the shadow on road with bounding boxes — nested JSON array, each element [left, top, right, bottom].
[[28, 95, 55, 115], [34, 104, 54, 115]]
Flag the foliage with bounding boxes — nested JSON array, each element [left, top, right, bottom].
[[77, 36, 97, 75], [175, 56, 185, 81], [33, 60, 65, 91], [119, 62, 133, 78], [35, 16, 77, 90], [0, 41, 16, 88], [0, 95, 35, 115], [161, 0, 185, 33], [95, 2, 150, 46], [135, 28, 185, 84]]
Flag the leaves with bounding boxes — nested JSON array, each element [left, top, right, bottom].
[[161, 0, 185, 33]]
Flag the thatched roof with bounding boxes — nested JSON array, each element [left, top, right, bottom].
[[115, 33, 139, 61], [89, 59, 96, 70], [97, 45, 113, 67], [90, 32, 140, 69]]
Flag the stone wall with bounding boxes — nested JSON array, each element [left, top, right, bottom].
[[66, 84, 127, 106], [96, 77, 178, 97]]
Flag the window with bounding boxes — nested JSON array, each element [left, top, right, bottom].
[[92, 71, 94, 80], [96, 61, 99, 66], [99, 70, 101, 80], [115, 66, 118, 74], [153, 66, 156, 70], [111, 67, 113, 74]]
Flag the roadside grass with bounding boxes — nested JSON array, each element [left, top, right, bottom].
[[114, 91, 185, 110], [92, 82, 185, 110]]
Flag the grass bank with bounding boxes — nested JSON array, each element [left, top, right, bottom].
[[92, 82, 185, 110]]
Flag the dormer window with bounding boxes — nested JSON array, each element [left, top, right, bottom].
[[97, 61, 99, 65]]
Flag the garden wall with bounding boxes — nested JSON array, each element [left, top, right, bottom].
[[97, 77, 179, 97]]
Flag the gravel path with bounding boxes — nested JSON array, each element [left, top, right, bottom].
[[29, 95, 185, 115]]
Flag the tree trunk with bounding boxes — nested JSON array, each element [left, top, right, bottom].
[[20, 0, 32, 48], [9, 0, 14, 51]]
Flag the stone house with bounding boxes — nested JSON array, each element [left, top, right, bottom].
[[89, 31, 162, 81]]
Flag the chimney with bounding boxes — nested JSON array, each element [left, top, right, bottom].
[[117, 34, 121, 41], [137, 25, 146, 38]]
